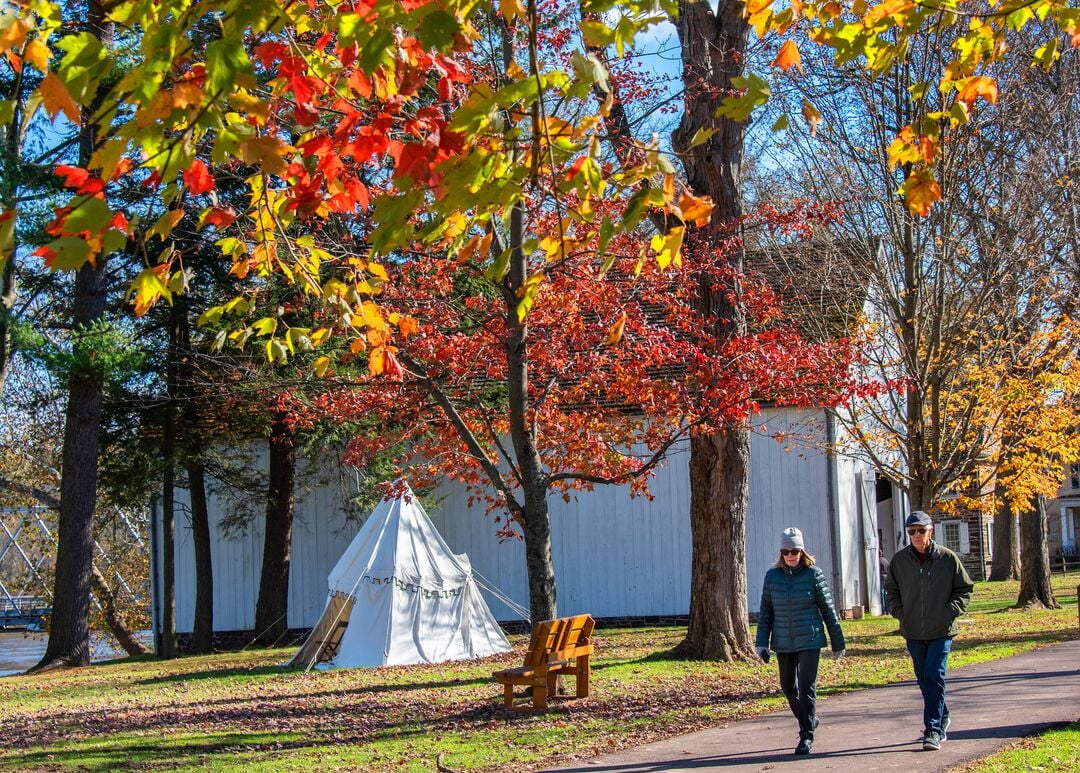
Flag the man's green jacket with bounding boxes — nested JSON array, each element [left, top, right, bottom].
[[884, 541, 974, 640]]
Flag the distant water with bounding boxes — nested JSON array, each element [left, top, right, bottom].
[[0, 630, 48, 676], [0, 630, 152, 676]]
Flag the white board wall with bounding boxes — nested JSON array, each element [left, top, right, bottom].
[[158, 407, 874, 633]]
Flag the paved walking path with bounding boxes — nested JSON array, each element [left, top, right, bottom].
[[546, 637, 1080, 772]]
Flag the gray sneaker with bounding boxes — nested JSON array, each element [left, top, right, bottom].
[[942, 714, 951, 740], [923, 731, 942, 751]]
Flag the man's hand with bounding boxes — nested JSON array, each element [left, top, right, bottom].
[[756, 647, 770, 663], [830, 649, 846, 659]]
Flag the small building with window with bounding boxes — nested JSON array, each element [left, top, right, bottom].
[[1049, 462, 1080, 559]]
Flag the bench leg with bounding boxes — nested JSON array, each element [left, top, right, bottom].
[[503, 683, 515, 709], [577, 656, 590, 699], [533, 681, 548, 710]]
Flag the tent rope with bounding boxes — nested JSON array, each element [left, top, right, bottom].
[[471, 570, 530, 623]]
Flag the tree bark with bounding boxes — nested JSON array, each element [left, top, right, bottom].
[[674, 431, 753, 659], [158, 300, 181, 659], [32, 4, 112, 671], [670, 0, 755, 660], [989, 497, 1021, 581], [172, 295, 213, 653], [160, 444, 178, 659], [186, 448, 213, 653], [1016, 494, 1059, 609], [253, 412, 297, 645]]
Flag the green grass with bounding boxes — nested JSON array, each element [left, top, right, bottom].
[[951, 721, 1080, 772], [1, 576, 1076, 772]]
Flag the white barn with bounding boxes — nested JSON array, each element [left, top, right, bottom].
[[151, 405, 902, 642]]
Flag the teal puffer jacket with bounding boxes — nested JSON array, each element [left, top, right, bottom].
[[755, 563, 845, 653]]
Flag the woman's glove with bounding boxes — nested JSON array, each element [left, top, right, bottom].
[[830, 648, 846, 659], [756, 647, 770, 663]]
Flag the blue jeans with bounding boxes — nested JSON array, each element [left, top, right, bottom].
[[906, 637, 953, 734]]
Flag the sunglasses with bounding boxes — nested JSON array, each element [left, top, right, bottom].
[[907, 527, 929, 535], [780, 548, 802, 556]]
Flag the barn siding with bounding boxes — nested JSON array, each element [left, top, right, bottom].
[[160, 407, 877, 634]]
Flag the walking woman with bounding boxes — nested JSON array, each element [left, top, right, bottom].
[[755, 527, 846, 755]]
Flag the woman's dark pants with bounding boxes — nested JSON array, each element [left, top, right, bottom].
[[776, 649, 820, 739]]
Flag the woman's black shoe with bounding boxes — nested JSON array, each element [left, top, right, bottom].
[[795, 738, 813, 755]]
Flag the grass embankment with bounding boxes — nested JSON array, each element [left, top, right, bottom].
[[955, 720, 1080, 772], [0, 577, 1076, 772]]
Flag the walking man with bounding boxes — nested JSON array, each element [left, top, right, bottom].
[[884, 511, 974, 751]]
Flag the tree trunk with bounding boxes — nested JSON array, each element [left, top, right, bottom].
[[253, 412, 297, 645], [187, 453, 213, 653], [33, 365, 103, 670], [90, 565, 148, 656], [160, 446, 178, 659], [674, 430, 753, 659], [32, 5, 112, 668], [1016, 494, 1059, 609], [990, 497, 1021, 581], [670, 0, 755, 660], [158, 299, 180, 658], [173, 295, 213, 653]]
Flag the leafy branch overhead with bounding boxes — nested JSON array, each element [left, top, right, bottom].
[[0, 0, 1073, 364]]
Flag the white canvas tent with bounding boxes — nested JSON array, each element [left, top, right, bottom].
[[290, 484, 511, 669]]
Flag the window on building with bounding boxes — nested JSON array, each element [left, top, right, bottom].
[[940, 521, 970, 554]]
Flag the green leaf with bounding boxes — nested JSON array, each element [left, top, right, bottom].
[[716, 73, 771, 122], [359, 27, 396, 73], [44, 237, 91, 271], [129, 267, 172, 306], [206, 37, 254, 98], [0, 100, 14, 125], [63, 196, 114, 234], [484, 247, 512, 282], [198, 305, 224, 326], [771, 114, 790, 131], [416, 10, 461, 52]]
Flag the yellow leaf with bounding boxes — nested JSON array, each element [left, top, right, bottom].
[[773, 40, 802, 73], [651, 226, 684, 270], [150, 209, 184, 239], [0, 18, 28, 53], [24, 38, 50, 72], [367, 262, 389, 282], [900, 169, 941, 216], [239, 136, 291, 175], [605, 311, 626, 345], [956, 76, 998, 108], [313, 355, 331, 377], [500, 0, 526, 23], [128, 267, 172, 316], [369, 345, 387, 376], [172, 81, 204, 109], [360, 300, 385, 331], [39, 72, 80, 123]]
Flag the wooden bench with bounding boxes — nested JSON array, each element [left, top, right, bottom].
[[493, 614, 595, 710]]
